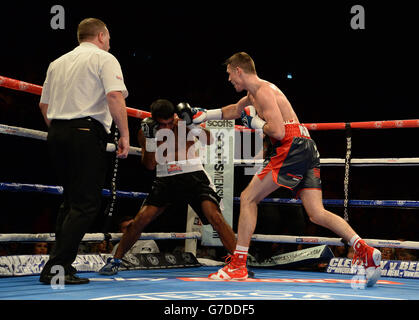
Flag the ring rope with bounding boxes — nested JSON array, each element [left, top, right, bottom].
[[1, 182, 419, 208], [0, 123, 142, 156], [0, 232, 202, 242], [1, 232, 419, 250], [0, 75, 151, 120], [2, 123, 419, 166], [2, 75, 419, 131], [250, 235, 419, 250]]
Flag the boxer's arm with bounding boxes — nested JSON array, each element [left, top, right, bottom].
[[192, 96, 250, 124], [176, 102, 213, 145], [221, 96, 251, 120], [138, 129, 157, 170], [255, 87, 285, 141]]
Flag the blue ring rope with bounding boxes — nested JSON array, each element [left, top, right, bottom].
[[1, 182, 418, 208]]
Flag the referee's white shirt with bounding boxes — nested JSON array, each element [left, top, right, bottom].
[[40, 42, 128, 133]]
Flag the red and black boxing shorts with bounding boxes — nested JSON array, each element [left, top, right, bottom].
[[257, 123, 322, 198]]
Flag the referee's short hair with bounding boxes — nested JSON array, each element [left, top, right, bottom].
[[77, 18, 107, 44]]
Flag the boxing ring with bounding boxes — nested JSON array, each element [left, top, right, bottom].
[[1, 75, 419, 301]]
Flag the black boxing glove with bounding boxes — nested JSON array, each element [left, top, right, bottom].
[[176, 102, 193, 126], [140, 117, 159, 152], [176, 102, 207, 138]]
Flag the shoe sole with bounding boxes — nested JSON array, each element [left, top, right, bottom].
[[208, 269, 248, 281], [209, 275, 248, 281], [98, 271, 118, 276], [366, 267, 381, 287], [366, 249, 381, 287], [64, 280, 90, 285], [39, 278, 90, 285]]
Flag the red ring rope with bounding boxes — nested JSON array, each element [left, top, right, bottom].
[[1, 75, 418, 131], [0, 75, 151, 119]]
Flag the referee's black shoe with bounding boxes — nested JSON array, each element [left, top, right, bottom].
[[39, 273, 90, 285]]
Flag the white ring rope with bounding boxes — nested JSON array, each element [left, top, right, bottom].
[[0, 123, 142, 156], [1, 232, 419, 250], [0, 232, 202, 242], [250, 235, 419, 250], [2, 123, 419, 166]]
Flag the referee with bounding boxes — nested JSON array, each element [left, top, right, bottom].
[[38, 18, 130, 284]]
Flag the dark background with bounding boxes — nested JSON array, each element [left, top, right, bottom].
[[1, 2, 418, 251]]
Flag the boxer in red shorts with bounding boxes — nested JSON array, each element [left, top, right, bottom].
[[192, 52, 381, 286], [257, 119, 321, 198]]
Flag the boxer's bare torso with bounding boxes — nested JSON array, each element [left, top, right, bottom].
[[138, 117, 209, 169]]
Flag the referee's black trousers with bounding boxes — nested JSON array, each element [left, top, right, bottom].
[[42, 117, 108, 275]]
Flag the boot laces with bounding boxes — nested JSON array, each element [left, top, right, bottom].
[[352, 246, 367, 265], [223, 254, 244, 269]]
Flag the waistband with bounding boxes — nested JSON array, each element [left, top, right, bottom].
[[270, 122, 311, 145], [51, 116, 103, 127], [156, 159, 204, 177], [50, 117, 107, 135]]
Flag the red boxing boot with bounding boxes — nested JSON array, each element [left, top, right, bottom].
[[352, 239, 382, 287], [208, 253, 248, 280]]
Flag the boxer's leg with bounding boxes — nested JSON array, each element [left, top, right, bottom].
[[237, 171, 279, 248], [115, 205, 166, 259], [209, 172, 279, 280], [299, 188, 357, 241], [99, 205, 166, 275], [300, 188, 381, 287], [201, 200, 236, 254]]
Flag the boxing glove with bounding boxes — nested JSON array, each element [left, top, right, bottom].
[[241, 105, 266, 130], [191, 108, 223, 124], [176, 102, 194, 126], [140, 117, 159, 152]]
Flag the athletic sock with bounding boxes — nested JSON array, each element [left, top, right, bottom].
[[233, 245, 248, 266], [349, 234, 363, 251], [234, 245, 248, 256]]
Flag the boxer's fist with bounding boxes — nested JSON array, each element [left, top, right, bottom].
[[191, 107, 209, 124], [241, 105, 266, 129], [176, 102, 194, 125], [140, 117, 158, 138], [176, 102, 212, 125]]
